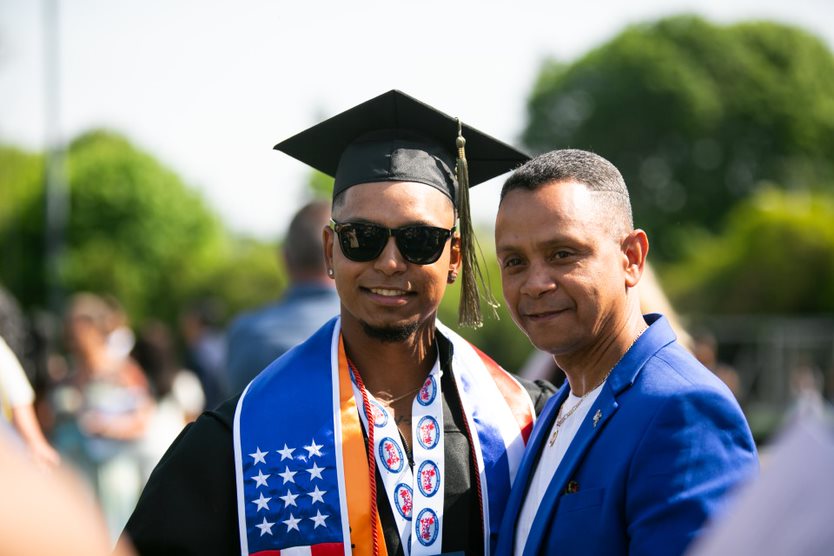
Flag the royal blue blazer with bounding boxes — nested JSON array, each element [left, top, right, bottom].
[[495, 314, 758, 556]]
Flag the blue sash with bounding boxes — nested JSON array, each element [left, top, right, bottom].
[[234, 317, 534, 555]]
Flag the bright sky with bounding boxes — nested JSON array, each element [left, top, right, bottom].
[[2, 0, 832, 241]]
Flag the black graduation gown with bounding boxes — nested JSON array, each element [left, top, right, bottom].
[[123, 336, 554, 556]]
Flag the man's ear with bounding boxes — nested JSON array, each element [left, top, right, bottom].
[[323, 225, 335, 274], [448, 233, 463, 274], [622, 229, 649, 288]]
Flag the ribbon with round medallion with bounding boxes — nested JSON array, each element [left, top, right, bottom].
[[394, 483, 414, 520], [417, 460, 441, 497], [417, 375, 438, 406], [416, 415, 440, 449], [370, 399, 388, 427], [416, 508, 440, 547], [378, 436, 405, 474], [351, 359, 445, 556], [409, 368, 445, 555]]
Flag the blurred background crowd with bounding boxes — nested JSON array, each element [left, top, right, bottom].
[[2, 0, 833, 548], [0, 197, 340, 540]]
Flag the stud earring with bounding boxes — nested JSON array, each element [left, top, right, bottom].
[[327, 269, 334, 277], [447, 272, 458, 284]]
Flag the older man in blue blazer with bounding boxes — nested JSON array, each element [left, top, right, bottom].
[[493, 149, 758, 556]]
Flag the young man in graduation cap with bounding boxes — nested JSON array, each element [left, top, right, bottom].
[[122, 91, 554, 556]]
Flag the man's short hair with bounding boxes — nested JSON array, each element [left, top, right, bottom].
[[501, 149, 634, 235], [284, 201, 331, 273]]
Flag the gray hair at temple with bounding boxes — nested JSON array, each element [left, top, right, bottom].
[[500, 149, 634, 237]]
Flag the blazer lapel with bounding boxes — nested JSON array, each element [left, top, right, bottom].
[[509, 314, 678, 556], [522, 383, 620, 556], [495, 386, 568, 555]]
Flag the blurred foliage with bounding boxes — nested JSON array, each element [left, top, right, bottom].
[[198, 237, 286, 320], [0, 146, 46, 307], [664, 187, 834, 314], [307, 170, 335, 200], [0, 130, 283, 326], [5, 14, 831, 371], [0, 145, 44, 228], [62, 130, 230, 323], [523, 15, 834, 261]]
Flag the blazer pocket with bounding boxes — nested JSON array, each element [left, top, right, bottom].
[[557, 487, 605, 513]]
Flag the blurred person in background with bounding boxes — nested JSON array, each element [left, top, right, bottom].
[[0, 283, 60, 468], [225, 200, 340, 394], [691, 329, 742, 402], [787, 358, 826, 419], [638, 263, 693, 351], [1, 332, 61, 468], [131, 319, 205, 480], [0, 283, 32, 373], [105, 295, 137, 363], [45, 292, 154, 539], [180, 298, 228, 409], [0, 426, 136, 556]]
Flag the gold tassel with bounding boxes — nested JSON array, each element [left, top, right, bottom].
[[455, 119, 499, 328]]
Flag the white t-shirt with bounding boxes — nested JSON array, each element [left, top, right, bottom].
[[0, 336, 35, 418], [514, 380, 606, 555]]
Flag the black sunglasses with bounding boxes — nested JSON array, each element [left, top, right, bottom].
[[330, 219, 456, 265]]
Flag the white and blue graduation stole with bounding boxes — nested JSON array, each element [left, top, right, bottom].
[[351, 357, 446, 555], [234, 317, 536, 556]]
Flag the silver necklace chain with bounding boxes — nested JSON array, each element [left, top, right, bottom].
[[378, 384, 422, 406], [547, 329, 646, 447], [548, 367, 612, 446]]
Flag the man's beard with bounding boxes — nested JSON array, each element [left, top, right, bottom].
[[360, 320, 420, 343]]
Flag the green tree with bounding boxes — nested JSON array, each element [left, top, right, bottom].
[[523, 16, 834, 261], [0, 130, 285, 325], [0, 146, 43, 229], [664, 187, 834, 314], [199, 237, 286, 320], [307, 170, 335, 200], [0, 146, 46, 306]]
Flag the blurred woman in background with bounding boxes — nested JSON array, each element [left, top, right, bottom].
[[45, 292, 153, 539]]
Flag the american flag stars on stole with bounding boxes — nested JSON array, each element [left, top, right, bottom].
[[248, 440, 331, 538]]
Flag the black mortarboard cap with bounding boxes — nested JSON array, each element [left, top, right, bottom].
[[273, 89, 529, 206], [274, 90, 530, 328]]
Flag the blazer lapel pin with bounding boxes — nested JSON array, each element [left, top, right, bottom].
[[593, 409, 602, 428]]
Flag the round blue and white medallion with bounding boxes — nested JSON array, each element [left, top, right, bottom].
[[378, 437, 404, 473], [416, 415, 440, 449], [370, 400, 388, 428], [417, 460, 441, 497], [416, 508, 439, 546], [417, 376, 437, 406], [394, 482, 413, 519]]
